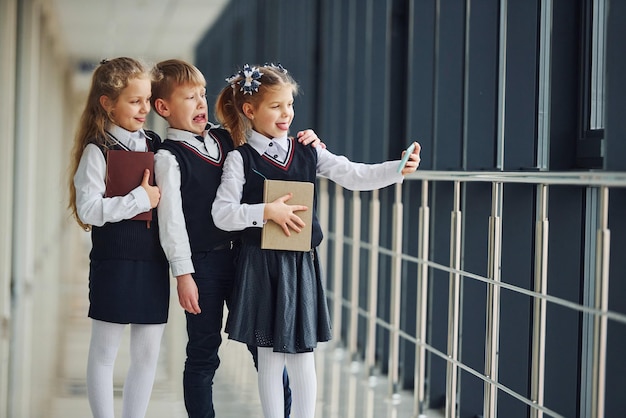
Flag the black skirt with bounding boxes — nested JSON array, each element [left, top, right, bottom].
[[225, 245, 332, 353], [88, 258, 170, 324]]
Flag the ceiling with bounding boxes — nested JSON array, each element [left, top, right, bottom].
[[50, 0, 230, 91]]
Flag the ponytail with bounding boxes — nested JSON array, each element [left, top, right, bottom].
[[214, 84, 250, 147]]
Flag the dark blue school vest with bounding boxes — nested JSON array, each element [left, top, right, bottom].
[[158, 127, 238, 252], [90, 130, 166, 261], [237, 137, 323, 248]]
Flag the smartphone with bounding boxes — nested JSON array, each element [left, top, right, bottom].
[[397, 142, 416, 173]]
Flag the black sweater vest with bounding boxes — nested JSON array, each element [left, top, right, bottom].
[[158, 128, 237, 252], [90, 130, 166, 261], [238, 138, 323, 248]]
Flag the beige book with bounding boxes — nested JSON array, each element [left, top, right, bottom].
[[261, 179, 314, 251]]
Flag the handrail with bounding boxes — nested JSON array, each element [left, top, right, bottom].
[[403, 170, 626, 187], [329, 233, 626, 325], [318, 169, 625, 418]]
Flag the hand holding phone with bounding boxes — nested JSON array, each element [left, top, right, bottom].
[[397, 142, 416, 173]]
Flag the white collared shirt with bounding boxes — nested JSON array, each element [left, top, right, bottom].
[[211, 130, 404, 232], [74, 124, 152, 227], [165, 127, 221, 160], [154, 127, 222, 277]]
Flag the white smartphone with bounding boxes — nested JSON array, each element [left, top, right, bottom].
[[397, 142, 416, 173]]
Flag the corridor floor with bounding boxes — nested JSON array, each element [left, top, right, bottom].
[[48, 233, 443, 418]]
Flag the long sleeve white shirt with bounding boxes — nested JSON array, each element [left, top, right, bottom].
[[74, 124, 151, 227], [154, 127, 222, 277], [212, 130, 404, 232]]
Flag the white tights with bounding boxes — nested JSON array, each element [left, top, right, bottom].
[[257, 347, 317, 418], [86, 319, 165, 418]]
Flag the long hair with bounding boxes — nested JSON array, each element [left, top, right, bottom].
[[67, 57, 150, 231], [214, 64, 299, 147]]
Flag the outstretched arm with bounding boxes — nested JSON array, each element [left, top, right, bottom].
[[315, 142, 421, 191]]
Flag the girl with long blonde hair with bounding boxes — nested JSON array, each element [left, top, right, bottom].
[[68, 57, 169, 418]]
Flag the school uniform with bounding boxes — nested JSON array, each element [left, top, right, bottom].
[[74, 124, 169, 324], [154, 124, 239, 418], [212, 130, 404, 354]]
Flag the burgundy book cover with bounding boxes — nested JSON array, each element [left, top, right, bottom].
[[104, 149, 154, 221]]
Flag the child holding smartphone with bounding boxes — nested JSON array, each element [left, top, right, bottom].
[[212, 63, 421, 418]]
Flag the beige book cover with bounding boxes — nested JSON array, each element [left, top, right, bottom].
[[261, 179, 314, 251]]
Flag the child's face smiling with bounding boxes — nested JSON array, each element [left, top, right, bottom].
[[247, 85, 294, 139], [161, 83, 208, 135], [106, 77, 151, 132]]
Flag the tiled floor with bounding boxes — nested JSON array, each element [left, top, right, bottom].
[[49, 233, 443, 417], [211, 341, 444, 418]]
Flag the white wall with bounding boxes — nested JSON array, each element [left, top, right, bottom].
[[0, 0, 18, 413], [0, 1, 189, 415], [0, 0, 75, 416]]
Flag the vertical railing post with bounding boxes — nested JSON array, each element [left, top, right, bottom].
[[332, 185, 345, 345], [366, 190, 381, 379], [531, 184, 549, 417], [490, 6, 507, 409], [317, 179, 330, 285], [446, 181, 462, 418], [496, 0, 508, 170], [315, 178, 330, 398], [591, 186, 610, 418], [484, 182, 503, 418], [389, 183, 404, 399], [489, 4, 507, 409], [349, 190, 362, 363], [580, 185, 601, 417], [414, 181, 430, 417]]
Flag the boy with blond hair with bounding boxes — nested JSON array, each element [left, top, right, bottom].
[[151, 59, 320, 417]]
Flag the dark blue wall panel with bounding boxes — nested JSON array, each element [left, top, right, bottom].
[[194, 1, 626, 416]]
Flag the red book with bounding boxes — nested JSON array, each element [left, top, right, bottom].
[[104, 149, 155, 222]]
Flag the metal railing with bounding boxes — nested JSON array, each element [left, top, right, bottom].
[[317, 170, 626, 418]]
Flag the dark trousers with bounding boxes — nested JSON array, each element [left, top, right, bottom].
[[183, 250, 235, 418], [248, 345, 292, 418], [182, 249, 292, 418]]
